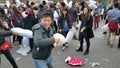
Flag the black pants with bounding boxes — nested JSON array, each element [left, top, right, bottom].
[[29, 38, 33, 51], [1, 49, 18, 68], [13, 35, 22, 45], [79, 36, 90, 52], [101, 15, 103, 20], [118, 36, 120, 47]]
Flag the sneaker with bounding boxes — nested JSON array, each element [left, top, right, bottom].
[[62, 46, 66, 51], [76, 48, 83, 52], [110, 45, 113, 48], [65, 44, 69, 48]]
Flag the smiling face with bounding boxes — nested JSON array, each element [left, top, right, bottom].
[[41, 16, 52, 29], [83, 7, 89, 15]]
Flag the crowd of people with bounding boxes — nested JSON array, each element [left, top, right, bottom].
[[0, 0, 120, 68]]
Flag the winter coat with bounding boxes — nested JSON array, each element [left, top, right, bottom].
[[79, 15, 94, 40], [32, 23, 55, 60]]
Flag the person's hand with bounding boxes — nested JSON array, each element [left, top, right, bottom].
[[59, 29, 62, 32], [3, 22, 8, 28], [54, 37, 61, 44], [80, 27, 86, 32], [80, 11, 83, 14], [12, 31, 19, 35], [78, 11, 83, 15]]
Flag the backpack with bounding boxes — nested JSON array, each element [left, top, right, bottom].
[[14, 15, 24, 28]]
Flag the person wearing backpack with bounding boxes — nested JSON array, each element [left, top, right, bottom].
[[10, 6, 24, 47]]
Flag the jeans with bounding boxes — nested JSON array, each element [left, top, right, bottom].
[[34, 55, 53, 68]]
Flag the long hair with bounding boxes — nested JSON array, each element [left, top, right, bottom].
[[81, 7, 91, 20], [0, 17, 4, 27], [0, 7, 9, 20], [61, 8, 69, 19], [12, 6, 21, 14]]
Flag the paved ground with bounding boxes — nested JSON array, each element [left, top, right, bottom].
[[1, 20, 120, 68]]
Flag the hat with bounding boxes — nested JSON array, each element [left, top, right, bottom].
[[25, 8, 32, 15]]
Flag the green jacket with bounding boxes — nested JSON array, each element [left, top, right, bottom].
[[32, 23, 55, 60]]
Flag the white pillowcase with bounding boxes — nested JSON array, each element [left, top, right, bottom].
[[53, 33, 67, 47]]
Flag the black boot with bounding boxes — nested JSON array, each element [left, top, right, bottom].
[[118, 37, 120, 48], [76, 47, 83, 52], [84, 50, 89, 55], [110, 45, 113, 48]]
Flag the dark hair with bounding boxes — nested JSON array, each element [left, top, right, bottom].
[[0, 17, 3, 24], [0, 7, 9, 19], [22, 7, 26, 11], [113, 0, 118, 3], [12, 6, 20, 14], [0, 7, 5, 15], [4, 5, 8, 7], [72, 1, 76, 6], [31, 2, 35, 6], [42, 1, 47, 5], [60, 2, 66, 7], [40, 11, 52, 19], [39, 4, 44, 9], [49, 3, 55, 8], [33, 6, 38, 10], [113, 2, 119, 8], [62, 8, 69, 17]]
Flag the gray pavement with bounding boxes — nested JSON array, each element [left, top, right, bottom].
[[1, 20, 120, 68]]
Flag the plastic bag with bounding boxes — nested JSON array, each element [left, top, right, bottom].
[[65, 56, 84, 66], [11, 28, 33, 38]]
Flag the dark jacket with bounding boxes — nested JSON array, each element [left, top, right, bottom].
[[10, 13, 24, 27], [32, 23, 55, 60], [23, 14, 38, 30], [69, 6, 78, 22], [79, 15, 94, 40], [58, 15, 72, 30], [0, 24, 13, 46]]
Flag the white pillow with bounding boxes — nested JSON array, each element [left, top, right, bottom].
[[11, 28, 33, 38], [53, 33, 67, 47], [101, 24, 108, 31], [88, 4, 97, 9]]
